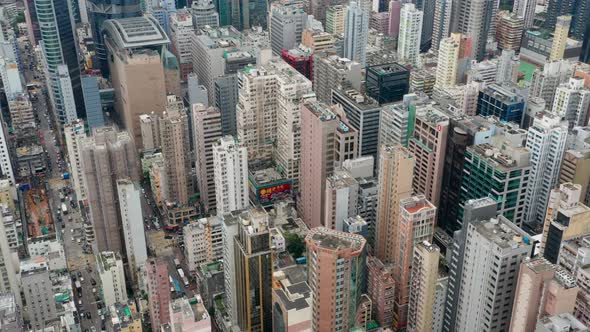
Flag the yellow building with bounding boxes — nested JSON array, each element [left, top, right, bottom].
[[549, 16, 572, 61]]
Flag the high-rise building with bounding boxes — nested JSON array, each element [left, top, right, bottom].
[[374, 144, 414, 264], [324, 170, 359, 230], [301, 28, 336, 52], [434, 34, 461, 92], [393, 195, 436, 331], [310, 0, 348, 26], [365, 63, 410, 104], [551, 77, 590, 129], [524, 113, 568, 226], [64, 120, 87, 201], [446, 214, 532, 331], [513, 0, 536, 28], [35, 0, 85, 122], [81, 127, 140, 254], [56, 64, 78, 124], [409, 105, 449, 207], [299, 101, 359, 229], [305, 227, 367, 331], [281, 48, 314, 80], [398, 4, 423, 67], [344, 1, 369, 66], [531, 60, 574, 110], [415, 0, 435, 51], [23, 0, 40, 45], [495, 50, 520, 84], [549, 16, 572, 61], [477, 83, 526, 124], [496, 11, 524, 51], [86, 0, 141, 74], [190, 0, 220, 29], [233, 208, 273, 331], [20, 260, 56, 330], [313, 53, 362, 103], [378, 102, 412, 148], [326, 5, 347, 34], [116, 179, 147, 285], [269, 5, 307, 55], [559, 150, 590, 206], [581, 24, 590, 64], [169, 10, 195, 81], [192, 104, 222, 213], [81, 75, 106, 130], [213, 136, 249, 216], [453, 0, 497, 60], [431, 0, 452, 50], [510, 257, 579, 331], [0, 58, 21, 100], [146, 258, 171, 331], [158, 96, 192, 206], [0, 214, 19, 309], [407, 241, 441, 332], [97, 251, 127, 307], [366, 256, 395, 327], [541, 183, 590, 263], [103, 16, 169, 147], [388, 0, 402, 38]]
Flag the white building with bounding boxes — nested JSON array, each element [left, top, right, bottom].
[[324, 170, 359, 231], [530, 60, 573, 110], [213, 136, 249, 216], [169, 10, 195, 81], [524, 113, 568, 226], [57, 64, 77, 124], [97, 251, 128, 307], [0, 57, 21, 99], [551, 77, 590, 129], [64, 119, 87, 201], [434, 33, 460, 92], [495, 49, 519, 84], [513, 0, 536, 28], [269, 4, 307, 55], [116, 179, 147, 285], [343, 1, 369, 66], [192, 104, 222, 213], [0, 120, 14, 187], [27, 239, 67, 271], [184, 218, 210, 272], [20, 259, 56, 330], [398, 4, 423, 67]]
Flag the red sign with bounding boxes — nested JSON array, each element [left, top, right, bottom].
[[258, 183, 292, 205]]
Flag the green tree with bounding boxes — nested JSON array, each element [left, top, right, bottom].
[[284, 233, 305, 258]]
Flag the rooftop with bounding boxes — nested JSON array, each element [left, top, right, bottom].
[[102, 16, 169, 50], [401, 195, 435, 214], [367, 62, 408, 74], [475, 216, 531, 250], [306, 227, 366, 252]]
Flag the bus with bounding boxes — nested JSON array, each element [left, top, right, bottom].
[[182, 276, 189, 287], [61, 203, 68, 215], [174, 259, 181, 268], [177, 268, 185, 279]]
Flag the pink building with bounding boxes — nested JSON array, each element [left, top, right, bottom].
[[393, 195, 436, 331], [305, 227, 366, 331], [147, 258, 171, 331], [170, 295, 211, 331], [387, 0, 402, 38], [367, 256, 395, 327]]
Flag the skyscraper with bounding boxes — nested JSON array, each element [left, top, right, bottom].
[[453, 0, 497, 60], [551, 77, 590, 129], [388, 0, 402, 38], [431, 0, 452, 50], [366, 256, 395, 327], [192, 104, 222, 213], [407, 241, 441, 332], [365, 63, 410, 105], [64, 120, 87, 201], [326, 5, 347, 34], [146, 258, 171, 331], [416, 0, 435, 51], [524, 113, 568, 226], [305, 227, 367, 331], [434, 33, 461, 92], [549, 16, 572, 61], [374, 144, 414, 264], [344, 1, 369, 66], [169, 10, 195, 81], [496, 11, 524, 51], [398, 4, 423, 67], [213, 136, 249, 216], [269, 4, 307, 55]]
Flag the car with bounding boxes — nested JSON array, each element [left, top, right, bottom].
[[92, 288, 96, 293], [86, 312, 91, 319], [90, 279, 96, 286], [97, 303, 102, 309], [80, 277, 84, 282], [78, 300, 82, 305]]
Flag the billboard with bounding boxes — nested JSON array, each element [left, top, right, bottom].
[[257, 182, 292, 206]]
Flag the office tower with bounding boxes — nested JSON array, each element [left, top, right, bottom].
[[313, 54, 362, 103], [97, 251, 127, 307], [146, 258, 171, 331], [366, 256, 395, 327], [331, 88, 382, 159], [434, 33, 460, 92], [20, 260, 56, 330], [116, 179, 147, 285], [379, 103, 412, 148], [393, 196, 436, 330], [531, 60, 574, 110], [23, 0, 40, 45], [408, 105, 448, 207], [158, 96, 191, 206], [551, 77, 590, 129], [416, 0, 435, 52], [443, 197, 498, 332], [274, 63, 314, 189], [447, 215, 532, 332], [64, 120, 87, 201], [35, 0, 84, 122], [81, 76, 106, 130], [169, 10, 194, 81], [269, 5, 307, 55], [496, 11, 524, 51], [233, 208, 273, 331], [549, 16, 572, 61], [453, 0, 497, 60], [541, 183, 590, 263], [559, 150, 590, 206], [213, 136, 248, 216], [326, 5, 347, 34], [299, 102, 359, 229], [495, 50, 519, 84], [581, 24, 590, 64], [510, 257, 579, 331], [191, 0, 219, 29], [86, 0, 141, 74], [103, 16, 169, 147], [305, 227, 367, 331], [460, 130, 530, 228], [344, 1, 369, 66], [525, 113, 568, 226], [431, 0, 452, 51], [513, 0, 536, 28], [398, 4, 423, 67], [407, 242, 441, 332], [81, 127, 140, 254], [374, 145, 414, 263], [192, 104, 222, 213], [365, 63, 410, 104], [477, 84, 526, 124], [324, 170, 359, 230]]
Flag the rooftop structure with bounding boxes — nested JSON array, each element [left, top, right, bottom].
[[101, 16, 169, 50]]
